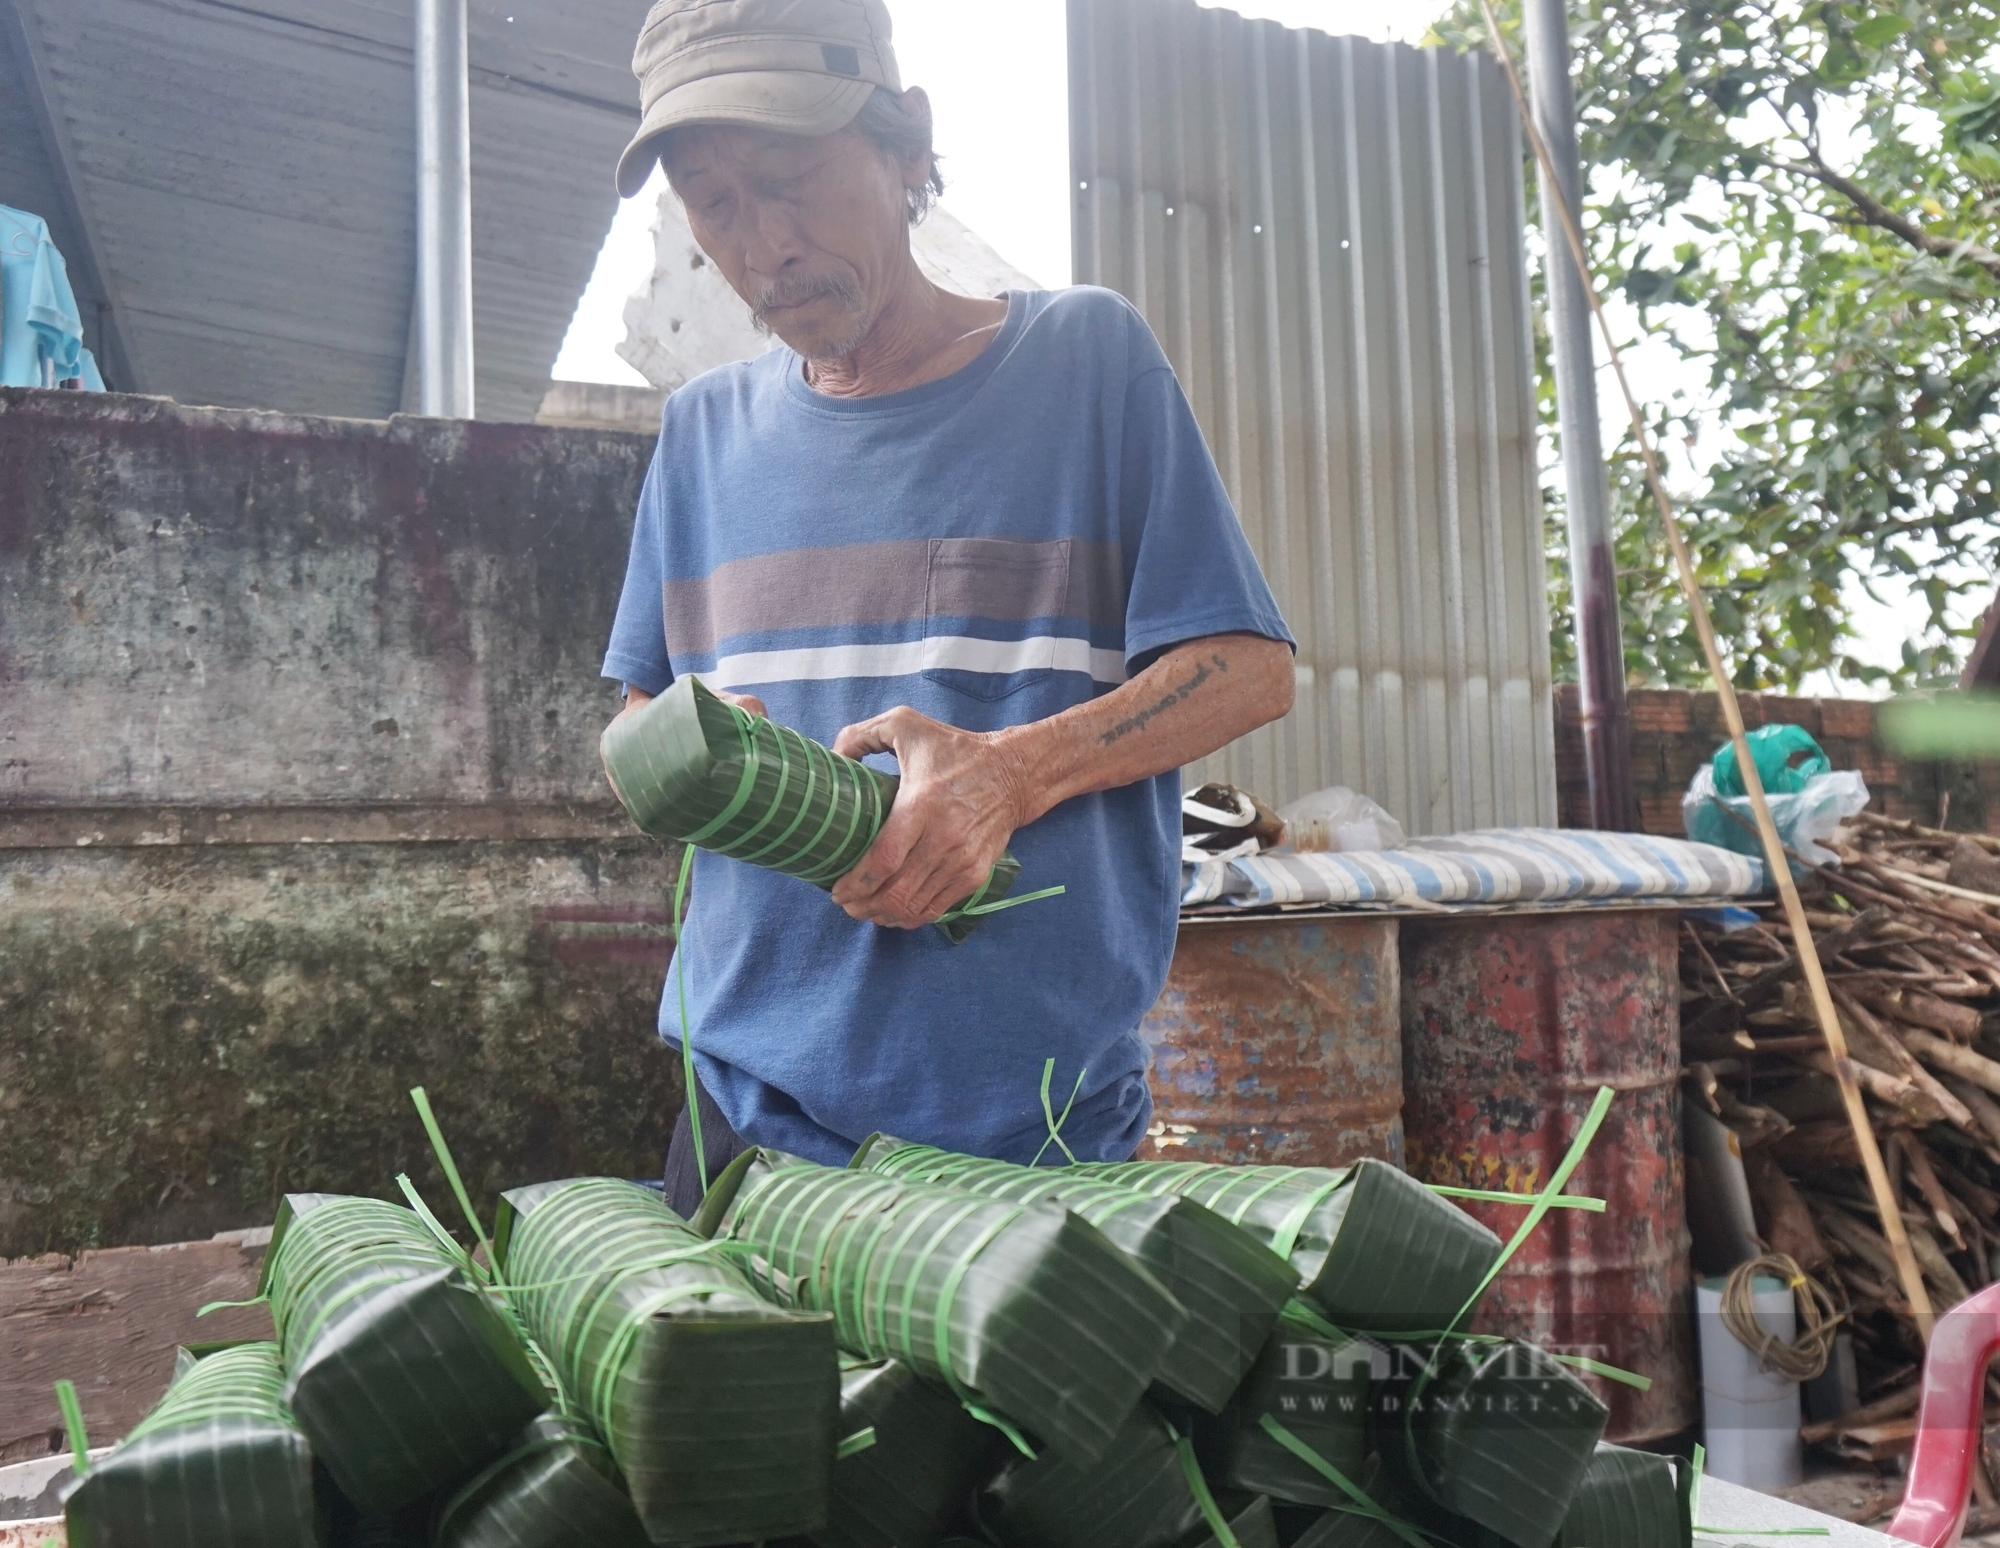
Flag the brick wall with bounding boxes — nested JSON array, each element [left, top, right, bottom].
[[1553, 686, 2000, 837]]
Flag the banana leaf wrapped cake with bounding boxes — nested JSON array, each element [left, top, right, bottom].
[[262, 1194, 547, 1516], [63, 1342, 320, 1548], [811, 1358, 998, 1548], [854, 1137, 1301, 1410], [600, 676, 1025, 942], [1386, 1341, 1609, 1548], [432, 1411, 649, 1548], [494, 1176, 839, 1546], [1192, 1319, 1374, 1510], [1074, 1158, 1501, 1336], [1551, 1442, 1687, 1548], [716, 1153, 1187, 1464], [973, 1401, 1276, 1548]]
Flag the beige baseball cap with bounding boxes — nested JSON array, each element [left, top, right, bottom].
[[615, 0, 903, 197]]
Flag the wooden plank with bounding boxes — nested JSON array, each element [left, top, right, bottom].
[[0, 1232, 272, 1465]]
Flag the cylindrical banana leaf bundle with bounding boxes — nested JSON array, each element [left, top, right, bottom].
[[717, 1155, 1187, 1465], [493, 1176, 840, 1547], [600, 676, 1022, 943], [62, 1342, 320, 1548], [1192, 1322, 1372, 1509], [433, 1412, 649, 1548], [973, 1401, 1273, 1548], [1551, 1443, 1688, 1548], [854, 1137, 1301, 1411], [1389, 1341, 1608, 1548], [1073, 1158, 1501, 1336], [812, 1358, 998, 1548], [262, 1194, 548, 1516]]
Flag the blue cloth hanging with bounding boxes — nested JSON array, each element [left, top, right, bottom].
[[1, 203, 100, 389]]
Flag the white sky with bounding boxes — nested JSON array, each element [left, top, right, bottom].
[[549, 0, 1973, 686]]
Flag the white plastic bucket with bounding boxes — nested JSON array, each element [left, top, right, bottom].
[[1697, 1276, 1804, 1489]]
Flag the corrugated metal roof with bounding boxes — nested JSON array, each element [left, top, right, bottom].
[[0, 0, 650, 422], [1070, 0, 1557, 833]]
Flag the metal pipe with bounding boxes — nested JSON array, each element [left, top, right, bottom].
[[415, 0, 475, 418], [1523, 0, 1633, 829]]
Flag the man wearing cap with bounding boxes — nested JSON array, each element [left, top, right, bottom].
[[601, 0, 1296, 1212]]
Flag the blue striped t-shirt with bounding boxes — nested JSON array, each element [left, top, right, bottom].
[[603, 286, 1291, 1166]]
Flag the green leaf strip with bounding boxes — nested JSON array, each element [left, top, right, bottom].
[[54, 1378, 90, 1475], [836, 1426, 878, 1459], [1426, 1185, 1606, 1212], [672, 841, 707, 1197], [410, 1086, 492, 1261], [1030, 1058, 1088, 1167], [123, 1345, 292, 1443], [1165, 1422, 1243, 1548], [1256, 1415, 1434, 1548]]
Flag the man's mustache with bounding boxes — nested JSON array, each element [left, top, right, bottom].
[[750, 274, 864, 328]]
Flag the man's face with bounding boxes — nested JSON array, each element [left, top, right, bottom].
[[664, 119, 920, 361]]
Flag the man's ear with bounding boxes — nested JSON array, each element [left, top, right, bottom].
[[894, 86, 936, 190]]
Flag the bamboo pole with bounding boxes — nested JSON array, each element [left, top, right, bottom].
[[1472, 0, 1935, 1332]]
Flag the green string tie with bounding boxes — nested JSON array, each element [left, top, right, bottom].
[[1029, 1057, 1087, 1167], [54, 1379, 90, 1476]]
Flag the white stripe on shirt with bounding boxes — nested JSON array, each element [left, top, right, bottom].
[[703, 635, 1127, 689]]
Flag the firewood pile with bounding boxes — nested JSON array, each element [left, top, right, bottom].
[[1681, 813, 2000, 1452]]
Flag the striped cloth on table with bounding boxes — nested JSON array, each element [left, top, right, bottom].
[[1181, 827, 1765, 909]]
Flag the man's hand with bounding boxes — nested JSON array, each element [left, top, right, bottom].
[[830, 709, 1032, 929]]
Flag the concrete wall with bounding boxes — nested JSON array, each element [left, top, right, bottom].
[[0, 387, 682, 1257], [1553, 685, 2000, 837]]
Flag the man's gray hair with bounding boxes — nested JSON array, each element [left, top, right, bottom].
[[851, 87, 943, 224]]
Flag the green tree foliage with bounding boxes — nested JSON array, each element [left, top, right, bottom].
[[1429, 1, 2000, 689]]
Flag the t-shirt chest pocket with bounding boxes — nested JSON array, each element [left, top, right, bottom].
[[921, 538, 1073, 701]]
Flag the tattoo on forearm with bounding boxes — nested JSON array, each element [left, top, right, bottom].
[[1098, 652, 1229, 746]]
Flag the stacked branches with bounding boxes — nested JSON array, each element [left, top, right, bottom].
[[1682, 813, 2000, 1445]]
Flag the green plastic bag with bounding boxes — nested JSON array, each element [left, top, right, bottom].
[[853, 1137, 1301, 1411], [493, 1176, 839, 1546], [62, 1342, 322, 1548], [1711, 724, 1829, 798], [1072, 1158, 1502, 1336], [974, 1400, 1275, 1548], [432, 1412, 649, 1548], [600, 675, 1031, 943], [812, 1358, 999, 1548], [262, 1194, 548, 1516], [715, 1152, 1187, 1465]]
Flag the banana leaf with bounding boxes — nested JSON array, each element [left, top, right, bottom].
[[1071, 1159, 1501, 1336], [1193, 1321, 1373, 1509], [717, 1153, 1186, 1465], [261, 1193, 548, 1516], [62, 1342, 322, 1548], [1288, 1509, 1425, 1548], [600, 675, 1023, 943], [854, 1137, 1301, 1411], [433, 1413, 649, 1548], [493, 1176, 839, 1546], [974, 1401, 1274, 1548], [812, 1358, 997, 1548], [330, 1505, 430, 1548], [1394, 1341, 1608, 1548], [1551, 1443, 1685, 1548]]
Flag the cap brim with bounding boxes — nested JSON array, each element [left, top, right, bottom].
[[615, 72, 876, 197]]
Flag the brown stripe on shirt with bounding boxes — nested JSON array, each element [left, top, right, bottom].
[[664, 537, 1127, 658]]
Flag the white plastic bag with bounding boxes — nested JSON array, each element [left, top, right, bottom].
[[1682, 765, 1869, 870], [1276, 786, 1406, 853]]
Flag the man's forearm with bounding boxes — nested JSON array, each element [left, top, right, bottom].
[[993, 633, 1293, 829]]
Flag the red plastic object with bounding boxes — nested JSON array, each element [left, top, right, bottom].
[[1889, 1283, 2000, 1546]]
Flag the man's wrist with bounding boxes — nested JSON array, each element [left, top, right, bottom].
[[986, 721, 1057, 833]]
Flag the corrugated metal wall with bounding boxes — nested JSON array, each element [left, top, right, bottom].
[[1070, 0, 1558, 833]]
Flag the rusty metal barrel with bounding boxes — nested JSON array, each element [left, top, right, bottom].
[[1399, 908, 1695, 1443], [1138, 914, 1403, 1167]]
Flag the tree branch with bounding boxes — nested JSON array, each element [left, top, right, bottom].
[[1755, 145, 2000, 283]]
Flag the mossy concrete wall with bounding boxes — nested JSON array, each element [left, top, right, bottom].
[[0, 388, 681, 1256]]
